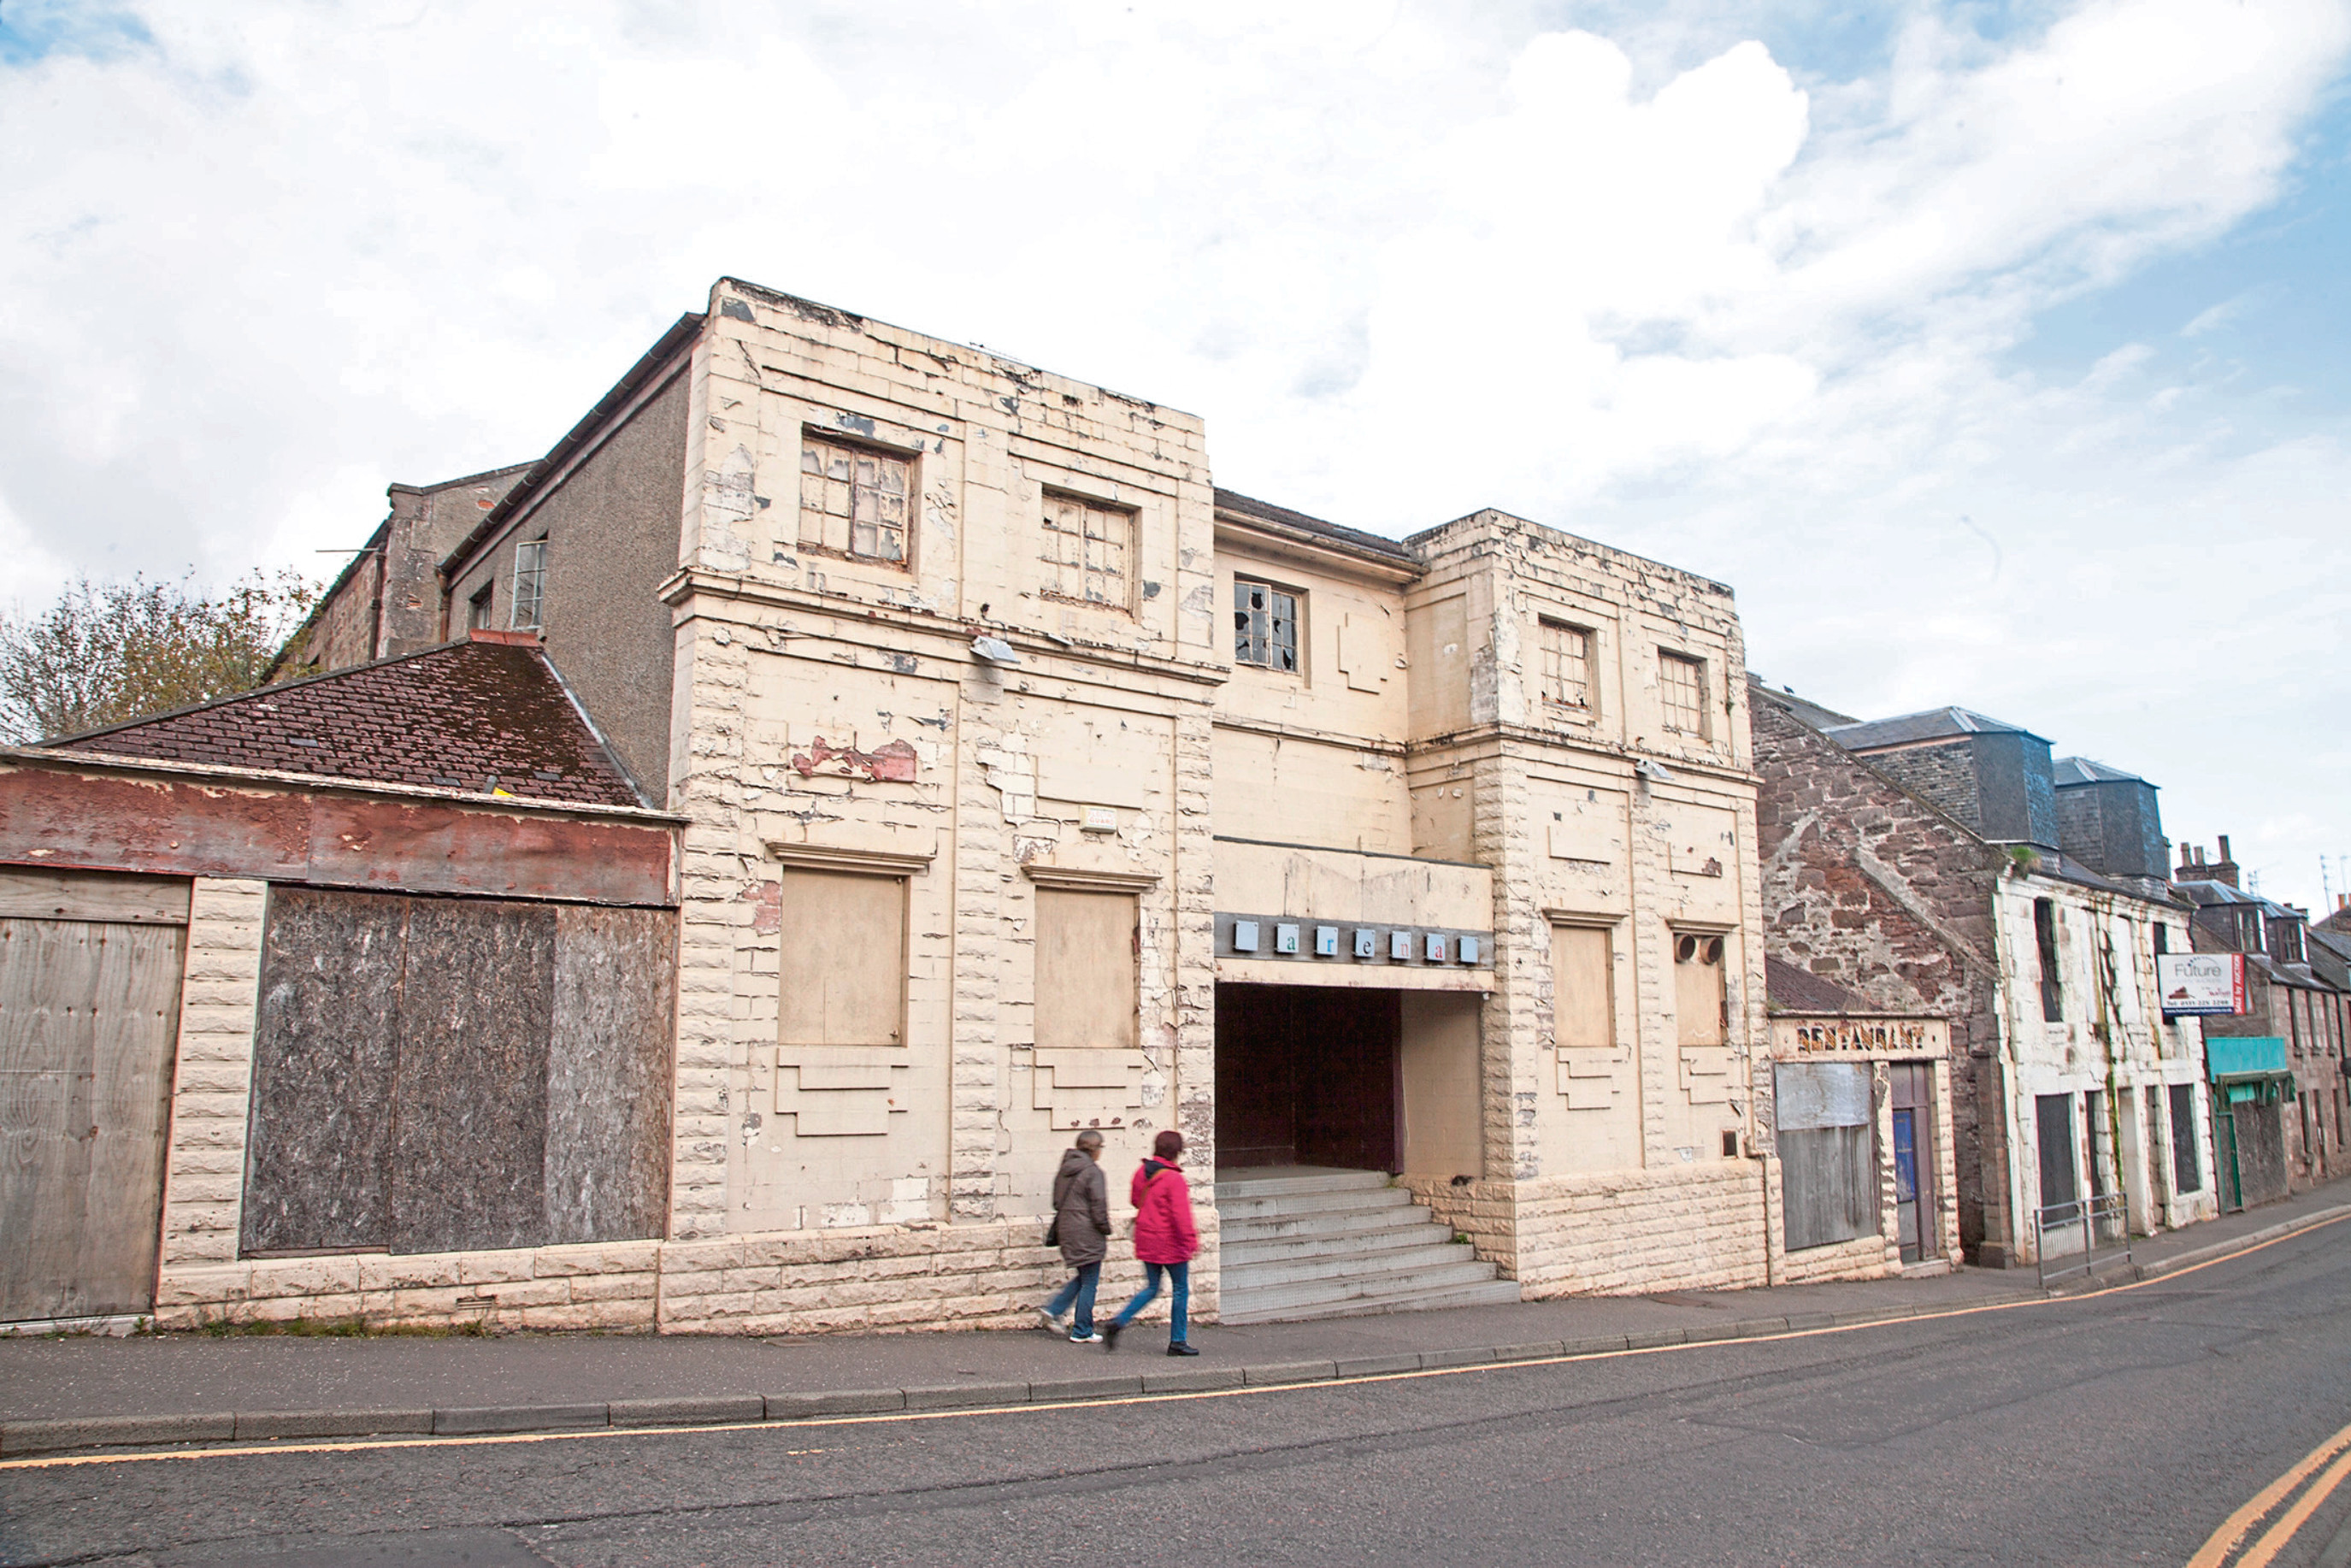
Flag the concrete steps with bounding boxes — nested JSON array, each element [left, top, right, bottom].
[[1213, 1168, 1520, 1325]]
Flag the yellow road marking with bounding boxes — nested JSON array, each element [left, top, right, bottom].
[[2184, 1418, 2351, 1568], [3, 1210, 2343, 1477], [2235, 1446, 2351, 1568]]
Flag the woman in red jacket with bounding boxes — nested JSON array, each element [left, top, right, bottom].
[[1102, 1129, 1200, 1355]]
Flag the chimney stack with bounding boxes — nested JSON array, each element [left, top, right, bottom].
[[2176, 838, 2240, 888]]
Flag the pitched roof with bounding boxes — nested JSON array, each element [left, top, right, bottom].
[[1824, 706, 2047, 750], [45, 633, 644, 808], [1765, 957, 1880, 1015], [1213, 487, 1419, 567], [2053, 756, 2148, 787]]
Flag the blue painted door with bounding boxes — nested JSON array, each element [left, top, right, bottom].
[[1893, 1107, 1921, 1259]]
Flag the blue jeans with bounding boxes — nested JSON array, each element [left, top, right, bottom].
[[1111, 1260, 1189, 1342], [1046, 1261, 1100, 1333]]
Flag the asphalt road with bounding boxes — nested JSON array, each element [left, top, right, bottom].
[[9, 1223, 2351, 1568]]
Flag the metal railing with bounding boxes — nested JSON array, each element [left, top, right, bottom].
[[2034, 1191, 2133, 1288]]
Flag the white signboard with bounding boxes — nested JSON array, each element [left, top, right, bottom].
[[2158, 952, 2243, 1017]]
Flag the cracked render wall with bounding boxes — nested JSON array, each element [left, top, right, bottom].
[[658, 279, 1223, 1332], [1396, 511, 1784, 1296]]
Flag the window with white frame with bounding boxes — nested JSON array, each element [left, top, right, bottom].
[[1539, 616, 1593, 720], [508, 539, 547, 632], [1659, 651, 1707, 737], [1234, 578, 1299, 672], [800, 435, 910, 564], [1040, 492, 1133, 610]]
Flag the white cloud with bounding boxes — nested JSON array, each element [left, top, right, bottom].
[[1, 0, 2347, 902]]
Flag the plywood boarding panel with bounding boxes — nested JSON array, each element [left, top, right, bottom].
[[1674, 942, 1727, 1047], [244, 888, 405, 1253], [0, 917, 181, 1320], [390, 898, 556, 1253], [1551, 924, 1612, 1051], [544, 904, 674, 1244], [1407, 594, 1470, 737], [777, 869, 904, 1048], [0, 869, 189, 925], [1034, 888, 1136, 1052]]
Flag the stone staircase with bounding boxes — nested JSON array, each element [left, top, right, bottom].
[[1214, 1168, 1521, 1324]]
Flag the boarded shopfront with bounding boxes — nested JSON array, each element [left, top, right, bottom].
[[2207, 1036, 2294, 1211], [1762, 972, 1960, 1282], [0, 634, 681, 1332]]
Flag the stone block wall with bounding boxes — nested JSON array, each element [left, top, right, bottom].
[[1749, 687, 2011, 1259], [156, 878, 268, 1273], [1407, 1163, 1771, 1296]]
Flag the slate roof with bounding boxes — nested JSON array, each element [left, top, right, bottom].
[[2053, 756, 2147, 787], [1213, 487, 1419, 567], [1765, 957, 1880, 1015], [46, 633, 644, 808], [1824, 706, 2048, 750]]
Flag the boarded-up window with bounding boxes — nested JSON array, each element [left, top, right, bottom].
[[1538, 617, 1592, 720], [2170, 1081, 2202, 1194], [1777, 1062, 1877, 1251], [1673, 931, 1727, 1046], [243, 887, 674, 1258], [1659, 651, 1707, 737], [1034, 889, 1137, 1052], [777, 869, 906, 1048], [1551, 923, 1612, 1050], [2035, 1093, 2077, 1211], [1041, 493, 1133, 610], [800, 435, 910, 563]]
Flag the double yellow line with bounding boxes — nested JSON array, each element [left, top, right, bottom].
[[2188, 1415, 2351, 1567], [8, 1202, 2350, 1568]]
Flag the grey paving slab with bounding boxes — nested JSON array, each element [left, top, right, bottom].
[[0, 1176, 2341, 1459]]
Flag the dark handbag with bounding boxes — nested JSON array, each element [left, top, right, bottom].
[[1043, 1217, 1060, 1248]]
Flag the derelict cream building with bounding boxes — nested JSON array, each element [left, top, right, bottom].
[[615, 279, 1788, 1324], [67, 277, 1873, 1335]]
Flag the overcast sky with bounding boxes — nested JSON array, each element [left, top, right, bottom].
[[3, 0, 2348, 909]]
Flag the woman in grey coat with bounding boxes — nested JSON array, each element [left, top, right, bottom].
[[1037, 1130, 1111, 1342]]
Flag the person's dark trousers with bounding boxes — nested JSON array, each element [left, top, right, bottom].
[[1046, 1261, 1101, 1333], [1109, 1260, 1189, 1342]]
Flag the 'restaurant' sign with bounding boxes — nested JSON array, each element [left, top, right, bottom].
[[2159, 952, 2245, 1017]]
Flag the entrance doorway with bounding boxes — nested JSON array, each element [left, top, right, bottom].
[[1215, 983, 1399, 1171], [1889, 1061, 1936, 1263]]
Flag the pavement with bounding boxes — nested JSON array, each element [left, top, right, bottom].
[[5, 1177, 2348, 1459]]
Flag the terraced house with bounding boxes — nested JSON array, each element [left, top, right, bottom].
[[1751, 687, 2217, 1272], [2, 279, 1914, 1335]]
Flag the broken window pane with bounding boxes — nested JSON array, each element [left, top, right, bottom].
[[1234, 577, 1298, 671]]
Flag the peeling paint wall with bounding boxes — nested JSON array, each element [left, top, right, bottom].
[[662, 280, 1220, 1330]]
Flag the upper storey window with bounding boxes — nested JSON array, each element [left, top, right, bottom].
[[801, 436, 910, 564], [1041, 492, 1133, 610], [1659, 651, 1708, 738], [1539, 617, 1592, 721], [508, 539, 547, 632], [1234, 578, 1299, 672]]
